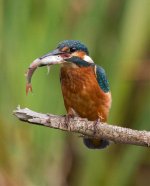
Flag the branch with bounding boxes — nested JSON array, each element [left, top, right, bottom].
[[13, 106, 150, 147]]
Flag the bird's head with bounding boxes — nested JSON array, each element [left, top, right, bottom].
[[37, 40, 94, 68]]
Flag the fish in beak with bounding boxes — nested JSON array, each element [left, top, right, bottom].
[[25, 49, 68, 95]]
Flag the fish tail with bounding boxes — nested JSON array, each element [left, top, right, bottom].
[[26, 83, 32, 95]]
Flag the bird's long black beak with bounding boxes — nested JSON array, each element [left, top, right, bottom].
[[39, 48, 64, 60], [31, 49, 66, 68]]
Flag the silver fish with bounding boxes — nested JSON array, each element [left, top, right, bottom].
[[25, 55, 63, 95]]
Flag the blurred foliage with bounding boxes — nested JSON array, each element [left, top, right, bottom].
[[0, 0, 150, 185]]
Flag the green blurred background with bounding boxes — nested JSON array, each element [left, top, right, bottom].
[[0, 0, 150, 185]]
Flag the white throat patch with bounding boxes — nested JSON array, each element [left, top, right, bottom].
[[83, 55, 94, 63]]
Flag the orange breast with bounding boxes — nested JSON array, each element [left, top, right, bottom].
[[60, 66, 111, 121]]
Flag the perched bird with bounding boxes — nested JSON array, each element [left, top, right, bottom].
[[30, 40, 112, 149]]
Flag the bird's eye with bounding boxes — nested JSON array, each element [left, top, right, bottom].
[[70, 47, 76, 52]]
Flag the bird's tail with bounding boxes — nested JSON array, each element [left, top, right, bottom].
[[83, 138, 109, 149]]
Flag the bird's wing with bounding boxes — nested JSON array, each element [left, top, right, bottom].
[[94, 65, 110, 93]]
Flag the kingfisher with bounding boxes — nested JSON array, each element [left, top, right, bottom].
[[32, 40, 112, 149]]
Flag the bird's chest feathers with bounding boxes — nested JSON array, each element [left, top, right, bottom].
[[60, 65, 111, 120], [60, 66, 95, 94]]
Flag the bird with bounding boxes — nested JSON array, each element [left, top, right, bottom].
[[38, 40, 112, 149]]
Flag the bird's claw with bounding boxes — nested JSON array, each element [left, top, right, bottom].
[[64, 114, 74, 131], [93, 118, 101, 135]]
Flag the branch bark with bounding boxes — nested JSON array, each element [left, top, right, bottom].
[[13, 106, 150, 147]]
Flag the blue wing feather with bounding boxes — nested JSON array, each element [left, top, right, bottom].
[[95, 65, 110, 93]]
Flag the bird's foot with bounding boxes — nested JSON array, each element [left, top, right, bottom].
[[46, 113, 53, 124], [64, 114, 75, 131], [93, 118, 101, 135]]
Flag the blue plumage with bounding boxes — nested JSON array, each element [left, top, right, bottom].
[[58, 40, 89, 55], [83, 138, 110, 149], [66, 56, 91, 67], [95, 65, 110, 93]]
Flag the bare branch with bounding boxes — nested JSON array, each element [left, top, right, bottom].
[[13, 106, 150, 147]]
